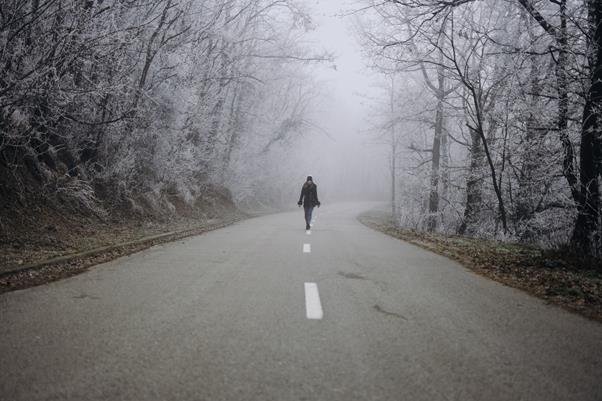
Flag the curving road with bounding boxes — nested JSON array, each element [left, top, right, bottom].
[[1, 203, 601, 401]]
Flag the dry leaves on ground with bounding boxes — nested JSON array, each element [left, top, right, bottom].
[[358, 211, 602, 322]]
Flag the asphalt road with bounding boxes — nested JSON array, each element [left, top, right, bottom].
[[1, 202, 601, 401]]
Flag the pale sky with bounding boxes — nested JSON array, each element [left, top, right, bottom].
[[295, 0, 388, 201]]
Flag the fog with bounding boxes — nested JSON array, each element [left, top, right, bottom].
[[2, 0, 600, 252], [2, 2, 601, 398], [291, 0, 389, 203]]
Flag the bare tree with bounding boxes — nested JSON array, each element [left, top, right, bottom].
[[355, 0, 599, 252]]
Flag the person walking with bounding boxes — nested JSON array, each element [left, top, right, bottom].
[[298, 176, 321, 230]]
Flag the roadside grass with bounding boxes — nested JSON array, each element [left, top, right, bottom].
[[358, 210, 602, 322]]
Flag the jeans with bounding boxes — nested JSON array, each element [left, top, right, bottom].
[[304, 206, 314, 226]]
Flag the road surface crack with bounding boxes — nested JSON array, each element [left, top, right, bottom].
[[373, 304, 408, 321], [338, 271, 366, 280], [72, 292, 101, 300]]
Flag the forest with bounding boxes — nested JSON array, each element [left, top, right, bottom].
[[1, 0, 602, 258], [356, 0, 602, 256], [0, 0, 327, 231]]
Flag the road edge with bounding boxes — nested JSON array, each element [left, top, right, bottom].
[[0, 215, 248, 294], [357, 210, 602, 324]]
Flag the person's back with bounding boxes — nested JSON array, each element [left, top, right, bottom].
[[298, 176, 321, 230]]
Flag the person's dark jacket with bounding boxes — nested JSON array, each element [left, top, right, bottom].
[[298, 183, 320, 208]]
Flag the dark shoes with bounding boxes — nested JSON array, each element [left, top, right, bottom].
[[306, 223, 310, 230]]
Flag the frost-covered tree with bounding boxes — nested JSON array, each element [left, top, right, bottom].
[[0, 0, 330, 219], [356, 0, 602, 255]]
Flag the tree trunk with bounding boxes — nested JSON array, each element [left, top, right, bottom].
[[221, 85, 243, 182], [132, 0, 172, 112], [389, 75, 398, 219], [571, 0, 602, 255], [427, 69, 445, 231], [440, 118, 450, 209], [459, 126, 484, 235], [391, 142, 397, 218], [515, 8, 545, 226], [204, 41, 230, 166], [556, 0, 580, 203]]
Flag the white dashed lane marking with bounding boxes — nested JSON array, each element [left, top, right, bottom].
[[304, 282, 323, 320], [303, 243, 311, 253]]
